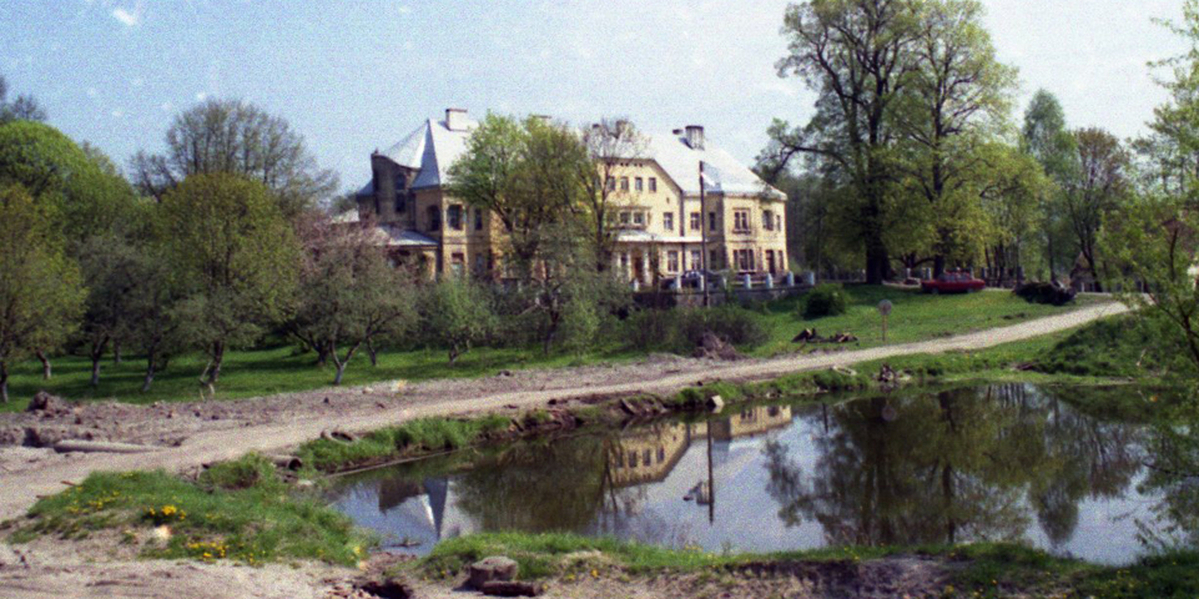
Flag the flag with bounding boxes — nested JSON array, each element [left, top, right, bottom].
[[700, 160, 722, 193]]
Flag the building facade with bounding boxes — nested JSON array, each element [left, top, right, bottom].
[[349, 108, 788, 284]]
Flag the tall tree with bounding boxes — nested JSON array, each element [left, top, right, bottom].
[[1062, 128, 1128, 289], [288, 214, 416, 385], [1021, 90, 1077, 282], [130, 98, 338, 218], [898, 0, 1017, 275], [0, 185, 84, 403], [159, 173, 300, 386], [768, 0, 923, 283]]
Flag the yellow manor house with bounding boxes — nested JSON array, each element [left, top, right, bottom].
[[345, 108, 788, 285]]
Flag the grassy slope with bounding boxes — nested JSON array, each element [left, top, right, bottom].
[[0, 286, 1100, 411]]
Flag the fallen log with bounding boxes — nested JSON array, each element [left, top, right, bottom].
[[53, 440, 157, 454], [265, 453, 304, 471]]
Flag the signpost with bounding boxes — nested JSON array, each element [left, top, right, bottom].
[[878, 299, 892, 343]]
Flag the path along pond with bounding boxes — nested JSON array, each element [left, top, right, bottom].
[[328, 383, 1195, 565]]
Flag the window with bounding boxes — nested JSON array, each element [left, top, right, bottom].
[[427, 205, 441, 231], [474, 208, 483, 231], [690, 250, 701, 269], [733, 249, 756, 272], [394, 175, 407, 213], [710, 249, 723, 270], [474, 254, 485, 274], [632, 211, 644, 226], [763, 210, 774, 231], [666, 250, 680, 273], [620, 211, 631, 225], [620, 177, 629, 192], [777, 214, 783, 231], [733, 210, 750, 232], [765, 249, 776, 274], [709, 211, 718, 232], [663, 212, 674, 231], [606, 177, 616, 191], [451, 252, 465, 277], [690, 212, 701, 231], [649, 177, 657, 192], [635, 177, 644, 192], [447, 204, 463, 230]]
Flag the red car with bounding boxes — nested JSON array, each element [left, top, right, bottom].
[[921, 270, 985, 294]]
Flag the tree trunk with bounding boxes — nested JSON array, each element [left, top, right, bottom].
[[865, 243, 890, 285], [113, 342, 122, 364], [366, 337, 378, 367], [142, 359, 156, 393], [0, 360, 8, 403], [933, 255, 947, 279], [36, 350, 52, 380], [207, 341, 225, 384], [91, 357, 102, 387]]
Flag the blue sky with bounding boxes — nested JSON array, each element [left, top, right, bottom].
[[0, 0, 1188, 192]]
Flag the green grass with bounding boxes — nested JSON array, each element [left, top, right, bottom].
[[413, 532, 1199, 597], [297, 414, 513, 473], [4, 454, 373, 566], [747, 285, 1102, 357], [1, 285, 1106, 411]]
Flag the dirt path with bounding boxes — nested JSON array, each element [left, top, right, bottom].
[[0, 301, 1126, 598], [0, 301, 1125, 523]]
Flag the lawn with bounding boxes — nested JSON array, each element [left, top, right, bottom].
[[0, 285, 1106, 411]]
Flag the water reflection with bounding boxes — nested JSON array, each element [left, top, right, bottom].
[[329, 384, 1191, 564]]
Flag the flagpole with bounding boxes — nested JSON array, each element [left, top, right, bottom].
[[700, 161, 710, 308]]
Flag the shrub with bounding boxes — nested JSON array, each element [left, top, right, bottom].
[[625, 306, 767, 353], [197, 453, 281, 491], [1013, 282, 1075, 306], [803, 284, 849, 318]]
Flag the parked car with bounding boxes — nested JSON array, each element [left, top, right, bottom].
[[921, 270, 985, 294]]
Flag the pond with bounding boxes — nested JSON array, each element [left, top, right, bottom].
[[328, 383, 1194, 565]]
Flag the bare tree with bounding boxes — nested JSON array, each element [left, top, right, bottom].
[[580, 118, 648, 272]]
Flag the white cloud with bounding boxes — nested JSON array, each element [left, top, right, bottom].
[[397, 5, 412, 15], [131, 77, 144, 87], [195, 92, 207, 101], [111, 109, 125, 118], [160, 101, 174, 113], [86, 87, 98, 98], [112, 7, 139, 27]]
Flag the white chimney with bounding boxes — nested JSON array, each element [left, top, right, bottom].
[[684, 125, 705, 150], [445, 108, 468, 131]]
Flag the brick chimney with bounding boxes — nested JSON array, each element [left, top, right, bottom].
[[684, 125, 705, 150], [445, 108, 468, 131]]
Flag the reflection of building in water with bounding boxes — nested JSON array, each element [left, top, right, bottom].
[[608, 405, 793, 487], [709, 405, 792, 441]]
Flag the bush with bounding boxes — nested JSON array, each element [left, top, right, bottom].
[[803, 284, 849, 318], [1013, 282, 1075, 306]]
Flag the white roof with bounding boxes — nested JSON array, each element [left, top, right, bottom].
[[372, 224, 438, 247], [645, 133, 786, 200], [358, 115, 782, 200]]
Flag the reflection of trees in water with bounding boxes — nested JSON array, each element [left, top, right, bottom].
[[1138, 400, 1199, 549], [763, 384, 1144, 548], [452, 437, 608, 532]]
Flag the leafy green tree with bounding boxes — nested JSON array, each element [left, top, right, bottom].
[[1021, 90, 1078, 282], [159, 173, 300, 386], [975, 143, 1047, 284], [75, 235, 143, 386], [0, 121, 138, 248], [580, 118, 648, 272], [288, 214, 417, 385], [1062, 128, 1129, 289], [423, 278, 496, 364], [897, 0, 1017, 275], [765, 0, 923, 284], [0, 185, 84, 403], [131, 98, 338, 218]]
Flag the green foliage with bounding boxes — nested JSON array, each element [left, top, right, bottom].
[[423, 278, 497, 364], [0, 185, 85, 402], [0, 120, 138, 245], [803, 283, 849, 318], [10, 468, 370, 566], [159, 173, 300, 384], [1033, 316, 1187, 379]]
